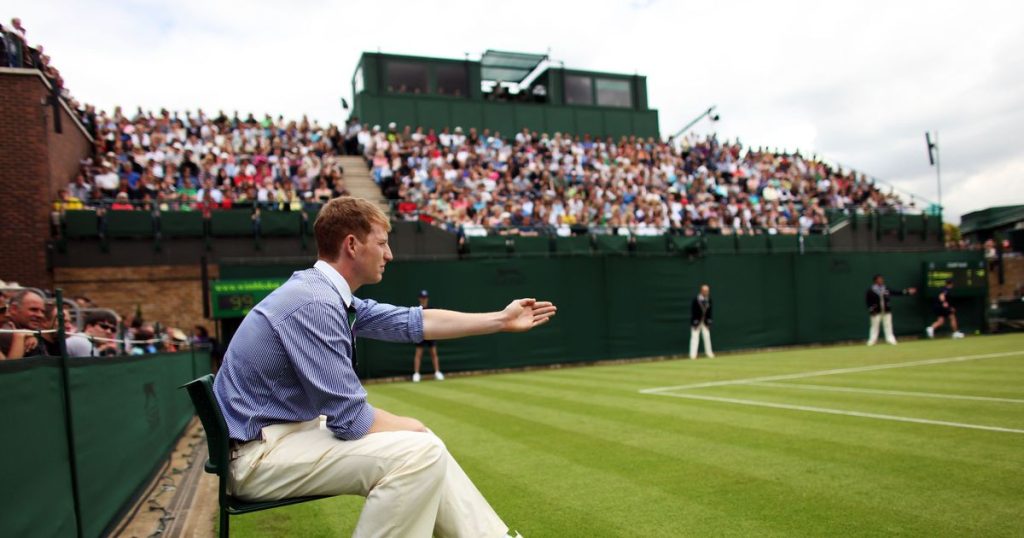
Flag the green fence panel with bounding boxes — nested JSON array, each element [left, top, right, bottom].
[[905, 214, 926, 233], [304, 208, 320, 236], [65, 210, 100, 239], [357, 257, 606, 377], [0, 358, 78, 538], [511, 236, 551, 255], [669, 235, 702, 254], [222, 252, 986, 379], [260, 211, 303, 237], [594, 235, 629, 254], [69, 352, 203, 537], [160, 211, 205, 238], [210, 210, 255, 237], [635, 236, 669, 254], [803, 234, 830, 253], [554, 236, 592, 254], [735, 235, 769, 254], [769, 234, 800, 253], [105, 210, 155, 238], [878, 213, 902, 233], [602, 257, 704, 358], [704, 235, 736, 254], [466, 236, 511, 257]]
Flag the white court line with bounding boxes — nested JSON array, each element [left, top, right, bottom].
[[639, 350, 1024, 394], [752, 382, 1024, 404], [652, 391, 1024, 435]]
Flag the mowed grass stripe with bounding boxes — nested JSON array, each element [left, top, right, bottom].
[[370, 391, 767, 537], [469, 374, 1024, 474], [368, 391, 638, 532], [694, 383, 1024, 429], [398, 378, 1016, 535], [398, 387, 908, 536], [754, 381, 1024, 404], [226, 334, 1024, 536]]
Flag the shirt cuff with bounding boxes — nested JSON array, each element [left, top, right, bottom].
[[338, 402, 376, 440], [408, 305, 424, 343]]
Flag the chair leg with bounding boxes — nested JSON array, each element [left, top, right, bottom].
[[220, 508, 229, 538]]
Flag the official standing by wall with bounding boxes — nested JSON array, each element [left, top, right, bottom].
[[690, 285, 714, 359]]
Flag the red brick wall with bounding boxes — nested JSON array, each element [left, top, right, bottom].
[[990, 257, 1024, 301], [53, 265, 220, 332], [0, 69, 91, 289], [47, 95, 93, 197]]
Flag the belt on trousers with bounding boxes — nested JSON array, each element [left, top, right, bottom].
[[229, 440, 251, 461]]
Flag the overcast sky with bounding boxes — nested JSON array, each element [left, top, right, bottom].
[[8, 0, 1023, 222]]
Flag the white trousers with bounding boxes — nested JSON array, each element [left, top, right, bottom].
[[229, 418, 508, 538], [689, 323, 714, 358], [868, 313, 897, 345]]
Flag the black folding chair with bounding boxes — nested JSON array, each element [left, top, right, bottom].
[[181, 374, 327, 537]]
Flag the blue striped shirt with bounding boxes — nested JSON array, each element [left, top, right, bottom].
[[213, 262, 424, 442]]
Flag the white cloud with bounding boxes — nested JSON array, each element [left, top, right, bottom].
[[7, 0, 1024, 221]]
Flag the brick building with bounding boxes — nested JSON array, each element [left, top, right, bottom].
[[0, 67, 92, 289]]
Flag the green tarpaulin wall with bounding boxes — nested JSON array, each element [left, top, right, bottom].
[[0, 350, 211, 537], [219, 251, 986, 379]]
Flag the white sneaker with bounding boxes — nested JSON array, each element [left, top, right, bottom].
[[706, 353, 715, 358], [434, 371, 445, 381], [412, 372, 421, 383], [886, 339, 898, 345], [952, 331, 965, 339], [925, 326, 935, 338]]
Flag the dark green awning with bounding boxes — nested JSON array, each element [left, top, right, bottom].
[[480, 50, 547, 83], [960, 205, 1024, 234]]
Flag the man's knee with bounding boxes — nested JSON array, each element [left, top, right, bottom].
[[402, 433, 449, 479]]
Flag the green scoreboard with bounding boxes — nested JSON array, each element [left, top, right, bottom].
[[211, 278, 287, 318], [922, 260, 987, 297]]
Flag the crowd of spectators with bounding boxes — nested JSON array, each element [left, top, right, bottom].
[[16, 11, 915, 240], [1, 18, 78, 111], [57, 106, 353, 218], [0, 281, 208, 360], [365, 126, 915, 237]]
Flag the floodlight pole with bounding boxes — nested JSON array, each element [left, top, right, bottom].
[[926, 131, 942, 209], [672, 105, 717, 140], [934, 132, 942, 209]]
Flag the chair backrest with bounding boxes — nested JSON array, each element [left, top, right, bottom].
[[182, 374, 231, 479]]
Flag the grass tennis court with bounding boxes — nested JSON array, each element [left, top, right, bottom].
[[230, 333, 1024, 537]]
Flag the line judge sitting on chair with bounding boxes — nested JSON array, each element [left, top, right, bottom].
[[213, 197, 556, 538]]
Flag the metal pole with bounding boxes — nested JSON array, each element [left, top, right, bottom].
[[56, 289, 85, 538], [671, 105, 717, 140], [934, 131, 942, 210]]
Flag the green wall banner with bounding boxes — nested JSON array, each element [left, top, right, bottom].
[[0, 350, 211, 537], [0, 358, 78, 538], [217, 251, 986, 379]]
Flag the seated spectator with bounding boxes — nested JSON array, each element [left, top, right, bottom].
[[110, 192, 134, 210], [66, 311, 120, 357], [53, 188, 84, 212], [0, 289, 46, 358]]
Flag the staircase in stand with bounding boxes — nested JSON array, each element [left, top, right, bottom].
[[338, 156, 389, 216]]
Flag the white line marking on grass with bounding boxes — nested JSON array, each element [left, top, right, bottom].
[[751, 382, 1024, 404], [651, 391, 1024, 434], [639, 351, 1024, 394]]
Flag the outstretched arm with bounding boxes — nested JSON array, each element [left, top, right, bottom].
[[422, 298, 557, 340]]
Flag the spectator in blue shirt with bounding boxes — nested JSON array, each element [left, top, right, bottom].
[[214, 196, 554, 538]]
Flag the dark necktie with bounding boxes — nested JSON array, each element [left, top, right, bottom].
[[346, 303, 358, 375]]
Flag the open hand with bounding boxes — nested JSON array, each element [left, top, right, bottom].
[[501, 298, 557, 332]]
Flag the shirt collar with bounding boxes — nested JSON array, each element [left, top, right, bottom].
[[313, 260, 354, 309]]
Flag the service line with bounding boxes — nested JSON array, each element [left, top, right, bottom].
[[639, 350, 1024, 394]]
